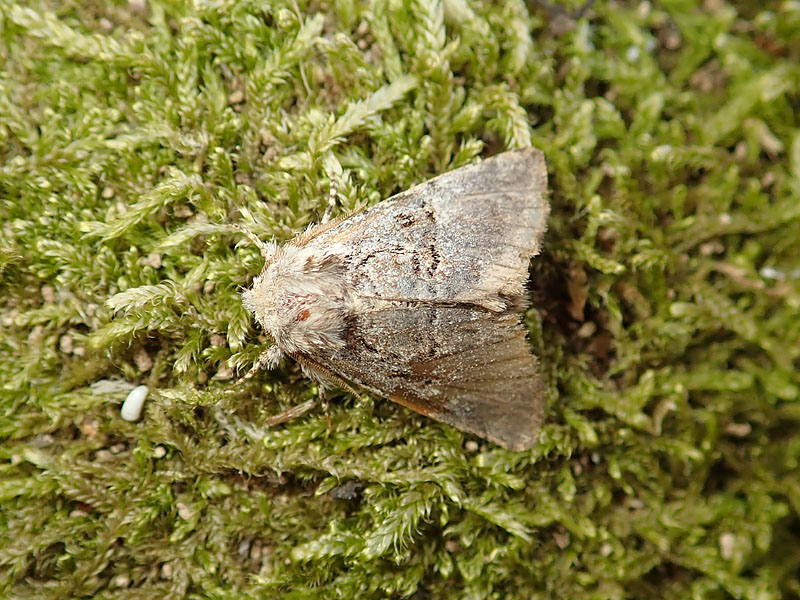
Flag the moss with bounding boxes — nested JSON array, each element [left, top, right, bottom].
[[1, 0, 799, 597]]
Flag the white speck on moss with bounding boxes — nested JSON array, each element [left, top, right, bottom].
[[121, 385, 149, 421]]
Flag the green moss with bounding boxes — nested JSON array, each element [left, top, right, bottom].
[[1, 0, 799, 597]]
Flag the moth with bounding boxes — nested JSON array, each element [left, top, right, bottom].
[[237, 148, 549, 450]]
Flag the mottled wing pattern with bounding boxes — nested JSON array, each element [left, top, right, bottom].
[[294, 149, 549, 449], [315, 303, 544, 450], [301, 148, 549, 311]]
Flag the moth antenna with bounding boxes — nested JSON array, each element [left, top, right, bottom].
[[229, 224, 276, 263], [321, 173, 338, 224], [225, 344, 283, 390]]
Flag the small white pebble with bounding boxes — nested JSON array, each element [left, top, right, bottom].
[[134, 347, 153, 372], [140, 252, 162, 269], [724, 422, 752, 437], [209, 333, 227, 347], [121, 385, 149, 421], [251, 540, 263, 561], [41, 285, 56, 304], [625, 45, 641, 63], [719, 532, 736, 560], [1, 309, 17, 327], [174, 204, 193, 218], [651, 145, 674, 161], [760, 266, 784, 280], [59, 335, 74, 354], [32, 434, 54, 447], [153, 445, 167, 458], [129, 0, 147, 15], [95, 450, 113, 461], [177, 502, 194, 520], [553, 531, 570, 549]]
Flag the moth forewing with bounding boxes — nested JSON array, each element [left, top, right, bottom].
[[239, 148, 549, 450], [304, 149, 549, 311], [322, 305, 545, 450]]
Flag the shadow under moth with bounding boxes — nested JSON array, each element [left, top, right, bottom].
[[236, 148, 549, 450]]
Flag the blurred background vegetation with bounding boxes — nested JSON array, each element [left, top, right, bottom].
[[1, 0, 799, 597]]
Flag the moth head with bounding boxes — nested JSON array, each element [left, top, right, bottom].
[[241, 244, 349, 355]]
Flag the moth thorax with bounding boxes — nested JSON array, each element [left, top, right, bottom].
[[241, 247, 349, 355]]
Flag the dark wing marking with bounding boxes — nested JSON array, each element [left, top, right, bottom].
[[312, 303, 545, 450], [290, 149, 549, 448], [298, 148, 549, 311]]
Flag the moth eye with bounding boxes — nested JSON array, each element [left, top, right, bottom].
[[297, 308, 311, 321]]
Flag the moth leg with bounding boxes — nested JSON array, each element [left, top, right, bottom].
[[264, 398, 318, 427], [229, 223, 274, 263], [320, 388, 332, 432], [321, 173, 338, 224], [226, 344, 282, 390]]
